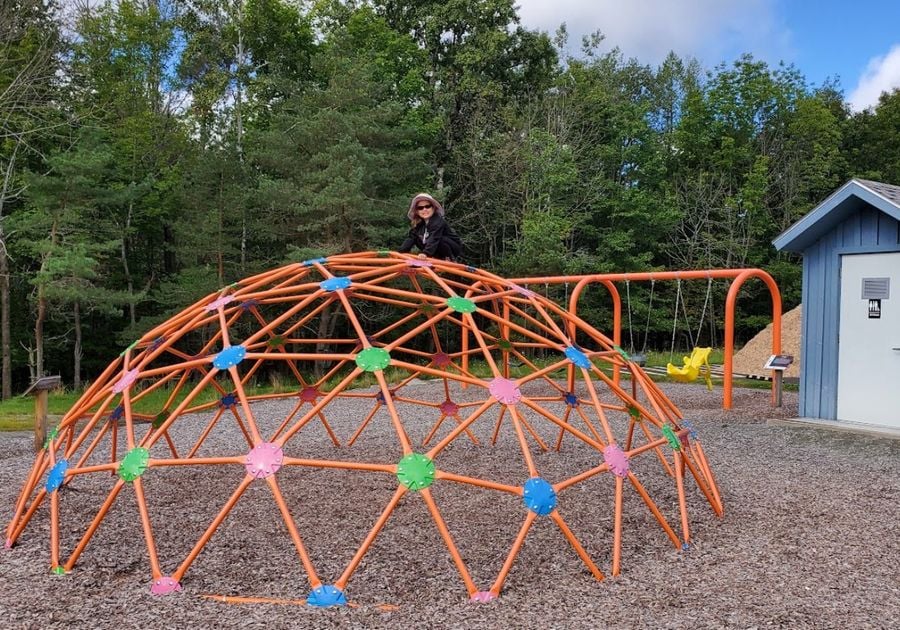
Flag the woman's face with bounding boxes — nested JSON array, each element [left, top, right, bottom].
[[415, 200, 435, 221]]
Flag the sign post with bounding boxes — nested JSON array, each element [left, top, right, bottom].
[[763, 355, 793, 408], [22, 376, 62, 453]]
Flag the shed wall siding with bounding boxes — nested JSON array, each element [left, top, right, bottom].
[[800, 206, 900, 419]]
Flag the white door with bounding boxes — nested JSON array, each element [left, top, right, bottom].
[[837, 252, 900, 428]]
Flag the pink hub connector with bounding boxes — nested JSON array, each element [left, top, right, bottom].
[[245, 443, 284, 479], [489, 377, 521, 405], [150, 576, 182, 595]]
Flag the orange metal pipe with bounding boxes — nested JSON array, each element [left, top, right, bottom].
[[266, 476, 322, 589], [612, 476, 624, 576], [133, 477, 163, 578], [673, 451, 690, 544], [490, 511, 536, 595], [281, 458, 395, 474], [435, 471, 520, 494], [421, 488, 478, 596], [49, 489, 60, 569], [427, 399, 495, 459], [335, 486, 406, 589], [65, 481, 127, 570], [551, 511, 605, 581], [173, 476, 254, 582], [509, 406, 540, 477], [520, 398, 604, 452], [627, 472, 681, 548]]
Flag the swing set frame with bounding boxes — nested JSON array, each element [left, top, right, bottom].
[[504, 268, 783, 410]]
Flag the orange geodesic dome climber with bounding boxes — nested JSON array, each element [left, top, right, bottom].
[[6, 252, 723, 606]]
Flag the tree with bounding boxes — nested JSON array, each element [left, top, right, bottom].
[[844, 88, 900, 184], [12, 128, 125, 381], [552, 46, 674, 271], [376, 0, 557, 189], [0, 0, 62, 396], [70, 0, 189, 331], [248, 15, 430, 257], [177, 0, 318, 275]]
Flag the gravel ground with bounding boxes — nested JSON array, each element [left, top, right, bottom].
[[1, 381, 898, 630]]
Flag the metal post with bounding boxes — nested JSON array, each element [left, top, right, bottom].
[[773, 371, 783, 408], [23, 375, 62, 453], [34, 389, 48, 452]]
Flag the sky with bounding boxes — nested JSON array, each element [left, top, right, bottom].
[[515, 0, 900, 111]]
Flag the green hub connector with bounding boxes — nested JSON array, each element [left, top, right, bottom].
[[52, 566, 66, 575], [118, 447, 150, 482], [497, 339, 513, 351], [661, 424, 681, 451], [43, 427, 59, 449], [355, 347, 391, 372], [446, 296, 477, 314], [396, 453, 435, 491], [627, 405, 641, 419], [613, 345, 630, 361]]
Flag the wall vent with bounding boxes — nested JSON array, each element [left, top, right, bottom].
[[861, 277, 890, 299]]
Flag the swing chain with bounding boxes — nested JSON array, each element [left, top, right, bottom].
[[679, 281, 696, 349], [695, 276, 713, 346], [641, 279, 655, 356], [625, 279, 635, 354], [670, 278, 681, 359]]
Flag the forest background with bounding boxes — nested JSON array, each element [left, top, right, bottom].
[[2, 0, 899, 398]]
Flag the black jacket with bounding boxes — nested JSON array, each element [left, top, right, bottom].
[[398, 215, 463, 259]]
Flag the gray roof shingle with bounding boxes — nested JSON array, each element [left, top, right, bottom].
[[856, 178, 900, 207]]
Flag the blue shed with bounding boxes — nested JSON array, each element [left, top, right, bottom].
[[773, 178, 900, 430]]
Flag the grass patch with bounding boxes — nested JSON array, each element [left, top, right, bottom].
[[1, 347, 792, 433], [0, 415, 35, 431]]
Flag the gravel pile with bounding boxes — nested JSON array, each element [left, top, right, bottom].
[[1, 381, 898, 629], [732, 305, 802, 379]]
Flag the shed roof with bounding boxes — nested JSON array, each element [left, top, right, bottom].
[[773, 178, 900, 253]]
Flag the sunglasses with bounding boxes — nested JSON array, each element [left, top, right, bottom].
[[416, 203, 433, 210]]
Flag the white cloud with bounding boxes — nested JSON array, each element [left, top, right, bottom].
[[848, 45, 900, 112], [515, 0, 793, 69]]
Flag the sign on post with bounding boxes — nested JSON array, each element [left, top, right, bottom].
[[763, 354, 794, 370], [763, 355, 793, 408], [22, 376, 62, 453]]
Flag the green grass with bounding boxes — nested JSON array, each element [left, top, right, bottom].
[[1, 347, 792, 432]]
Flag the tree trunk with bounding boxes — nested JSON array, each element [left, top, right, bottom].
[[123, 198, 135, 326], [34, 216, 59, 379], [34, 286, 45, 378], [0, 246, 9, 398], [23, 343, 35, 382], [313, 302, 333, 380], [163, 224, 175, 275], [217, 169, 224, 285], [73, 301, 82, 390], [0, 140, 18, 398]]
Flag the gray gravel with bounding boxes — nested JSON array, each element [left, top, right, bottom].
[[1, 381, 899, 629]]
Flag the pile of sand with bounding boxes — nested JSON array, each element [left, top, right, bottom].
[[732, 304, 802, 379]]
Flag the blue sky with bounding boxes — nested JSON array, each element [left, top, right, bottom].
[[516, 0, 900, 111]]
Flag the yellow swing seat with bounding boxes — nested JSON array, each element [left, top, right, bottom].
[[666, 346, 713, 390]]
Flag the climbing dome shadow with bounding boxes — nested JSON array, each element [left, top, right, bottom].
[[6, 252, 722, 605]]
